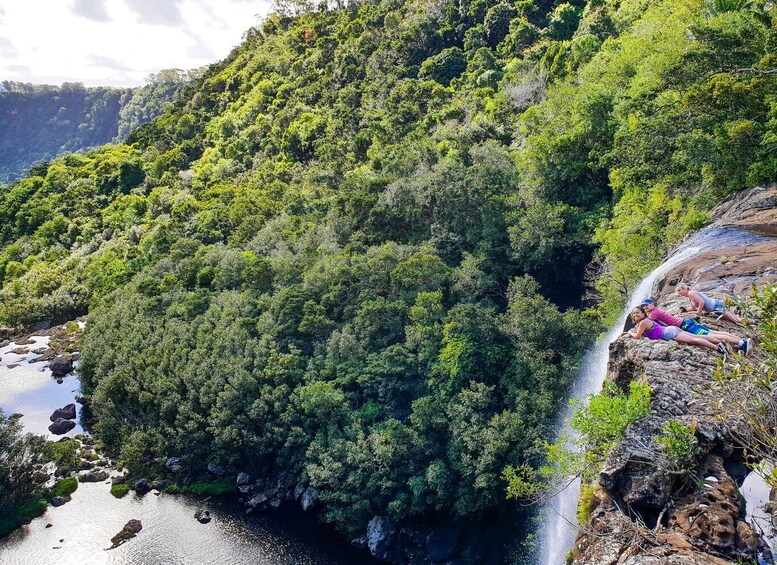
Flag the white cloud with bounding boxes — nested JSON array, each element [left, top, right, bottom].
[[0, 0, 271, 87], [72, 0, 112, 22], [124, 0, 183, 26]]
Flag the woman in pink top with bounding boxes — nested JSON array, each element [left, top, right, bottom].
[[628, 306, 725, 354]]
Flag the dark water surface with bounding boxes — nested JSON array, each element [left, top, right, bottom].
[[0, 336, 375, 565]]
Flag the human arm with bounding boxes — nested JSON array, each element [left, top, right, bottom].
[[629, 320, 649, 339], [688, 291, 704, 315]]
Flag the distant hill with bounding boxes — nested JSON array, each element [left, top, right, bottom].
[[0, 70, 195, 183]]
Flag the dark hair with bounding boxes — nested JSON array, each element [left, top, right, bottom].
[[631, 305, 648, 321]]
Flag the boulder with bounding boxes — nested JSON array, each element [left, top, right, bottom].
[[8, 413, 23, 420], [269, 498, 283, 510], [247, 493, 269, 509], [109, 519, 142, 549], [49, 357, 73, 376], [50, 496, 68, 507], [300, 486, 319, 512], [165, 457, 185, 473], [194, 509, 211, 524], [426, 526, 460, 562], [367, 516, 402, 564], [237, 484, 253, 495], [49, 403, 76, 422], [79, 469, 109, 483], [48, 418, 76, 435], [236, 472, 250, 486], [351, 536, 368, 550], [134, 479, 151, 495], [293, 482, 306, 500], [150, 480, 168, 491], [207, 462, 225, 477]]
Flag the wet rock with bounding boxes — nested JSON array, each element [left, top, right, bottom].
[[48, 418, 76, 435], [237, 484, 253, 495], [367, 516, 402, 564], [79, 469, 109, 483], [207, 462, 225, 477], [134, 479, 151, 495], [150, 480, 168, 491], [351, 536, 368, 550], [109, 519, 142, 549], [165, 457, 185, 473], [49, 403, 76, 421], [300, 486, 319, 511], [236, 472, 250, 486], [247, 493, 269, 509], [194, 509, 211, 524], [49, 357, 73, 376], [10, 347, 29, 355], [426, 526, 460, 562], [50, 496, 68, 507], [45, 524, 53, 528], [269, 498, 282, 510]]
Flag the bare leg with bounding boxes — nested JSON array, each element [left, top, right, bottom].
[[709, 331, 742, 346], [721, 310, 741, 324], [673, 332, 718, 350]]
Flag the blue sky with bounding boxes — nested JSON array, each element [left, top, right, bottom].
[[0, 0, 271, 87]]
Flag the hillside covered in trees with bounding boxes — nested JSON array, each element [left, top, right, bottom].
[[0, 0, 775, 551], [0, 71, 194, 183]]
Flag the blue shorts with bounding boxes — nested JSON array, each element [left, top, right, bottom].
[[711, 299, 725, 315], [680, 318, 711, 336]]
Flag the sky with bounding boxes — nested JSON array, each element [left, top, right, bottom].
[[0, 0, 272, 87]]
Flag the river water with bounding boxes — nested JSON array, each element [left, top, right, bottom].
[[0, 338, 374, 565], [536, 226, 775, 564]]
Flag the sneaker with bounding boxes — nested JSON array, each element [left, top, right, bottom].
[[742, 339, 751, 357], [717, 343, 727, 355]]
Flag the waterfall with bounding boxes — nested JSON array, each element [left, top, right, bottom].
[[534, 225, 770, 565]]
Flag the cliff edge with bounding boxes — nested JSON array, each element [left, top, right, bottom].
[[572, 184, 777, 564]]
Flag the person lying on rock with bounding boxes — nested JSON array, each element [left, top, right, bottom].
[[675, 283, 742, 324], [629, 306, 726, 355], [640, 299, 751, 356]]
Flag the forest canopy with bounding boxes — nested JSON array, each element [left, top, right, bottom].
[[0, 0, 775, 541]]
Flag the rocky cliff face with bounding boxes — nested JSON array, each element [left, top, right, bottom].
[[571, 184, 777, 564]]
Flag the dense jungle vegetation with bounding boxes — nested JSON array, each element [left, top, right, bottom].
[[0, 0, 776, 541], [0, 70, 193, 182]]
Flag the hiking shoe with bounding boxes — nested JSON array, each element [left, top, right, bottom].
[[717, 343, 727, 355], [742, 339, 751, 357]]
